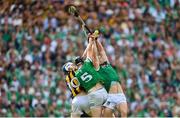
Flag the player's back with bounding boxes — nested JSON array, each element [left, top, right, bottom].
[[75, 58, 102, 92], [98, 63, 120, 92], [65, 71, 82, 98]]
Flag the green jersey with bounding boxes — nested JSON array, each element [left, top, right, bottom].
[[75, 58, 102, 92], [98, 64, 120, 92]]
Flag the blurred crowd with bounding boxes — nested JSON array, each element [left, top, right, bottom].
[[0, 0, 179, 117]]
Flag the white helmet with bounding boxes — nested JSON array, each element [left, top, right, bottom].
[[62, 62, 74, 74]]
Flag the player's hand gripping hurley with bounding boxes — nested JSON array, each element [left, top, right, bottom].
[[65, 5, 99, 38]]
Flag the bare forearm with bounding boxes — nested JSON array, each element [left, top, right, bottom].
[[82, 47, 87, 59], [96, 40, 105, 54], [92, 41, 99, 70], [86, 37, 94, 60], [95, 40, 109, 63]]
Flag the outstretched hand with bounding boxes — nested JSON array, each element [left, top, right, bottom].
[[87, 30, 99, 41]]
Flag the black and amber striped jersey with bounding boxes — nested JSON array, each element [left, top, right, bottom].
[[65, 71, 82, 98]]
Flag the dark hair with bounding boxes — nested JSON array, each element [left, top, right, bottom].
[[74, 56, 84, 65]]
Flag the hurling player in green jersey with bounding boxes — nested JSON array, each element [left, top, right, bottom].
[[82, 31, 128, 117], [95, 33, 128, 117], [74, 34, 108, 117]]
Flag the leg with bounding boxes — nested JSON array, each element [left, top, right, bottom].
[[88, 88, 108, 117], [103, 94, 116, 117], [90, 106, 102, 117], [71, 97, 83, 118], [103, 108, 114, 117], [116, 102, 128, 117], [109, 82, 128, 117]]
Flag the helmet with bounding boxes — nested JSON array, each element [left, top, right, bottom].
[[74, 56, 84, 65], [62, 62, 74, 75]]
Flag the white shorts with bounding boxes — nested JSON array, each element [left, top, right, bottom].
[[71, 95, 90, 115], [88, 88, 108, 108], [103, 93, 127, 109]]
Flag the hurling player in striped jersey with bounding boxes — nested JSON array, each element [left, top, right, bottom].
[[62, 62, 91, 118]]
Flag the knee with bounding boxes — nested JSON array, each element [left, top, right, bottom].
[[119, 103, 128, 117], [121, 107, 128, 117], [103, 108, 113, 117]]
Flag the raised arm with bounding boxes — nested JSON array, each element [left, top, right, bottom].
[[81, 33, 92, 59], [87, 36, 100, 70], [84, 30, 109, 64], [82, 31, 99, 59], [92, 40, 100, 70], [81, 45, 88, 59], [95, 40, 109, 64]]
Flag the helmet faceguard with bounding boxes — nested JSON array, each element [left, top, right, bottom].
[[74, 56, 84, 65], [62, 62, 74, 75]]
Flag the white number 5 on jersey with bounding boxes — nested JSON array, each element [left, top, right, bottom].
[[81, 72, 92, 83]]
